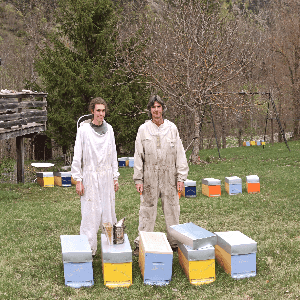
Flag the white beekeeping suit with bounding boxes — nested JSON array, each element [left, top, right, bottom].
[[71, 121, 119, 255], [133, 119, 189, 246]]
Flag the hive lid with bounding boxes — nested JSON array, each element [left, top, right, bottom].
[[36, 172, 53, 177], [60, 235, 92, 263], [184, 179, 196, 187], [54, 172, 71, 176], [139, 231, 173, 254], [246, 175, 260, 183], [169, 223, 216, 250], [31, 163, 54, 168], [202, 178, 221, 185], [214, 231, 257, 255], [101, 234, 132, 263], [225, 176, 242, 184], [178, 242, 215, 261]]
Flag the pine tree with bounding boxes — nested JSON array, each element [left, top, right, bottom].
[[32, 0, 149, 154]]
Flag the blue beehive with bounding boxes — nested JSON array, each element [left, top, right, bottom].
[[54, 172, 72, 187], [183, 179, 197, 197], [128, 157, 134, 168], [139, 231, 173, 286], [60, 235, 94, 288], [214, 231, 257, 279], [225, 176, 242, 195], [118, 157, 127, 167]]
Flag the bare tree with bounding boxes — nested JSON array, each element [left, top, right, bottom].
[[117, 0, 260, 163]]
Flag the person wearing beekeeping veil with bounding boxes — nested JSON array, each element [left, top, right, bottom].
[[133, 95, 189, 255], [71, 97, 119, 256]]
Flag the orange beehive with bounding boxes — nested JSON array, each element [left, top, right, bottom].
[[246, 175, 260, 194], [202, 178, 221, 197]]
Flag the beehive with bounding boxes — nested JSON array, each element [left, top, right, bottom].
[[225, 176, 242, 195], [54, 172, 72, 187], [118, 157, 127, 167], [60, 235, 94, 288], [250, 141, 256, 146], [178, 243, 215, 285], [36, 172, 54, 187], [169, 223, 216, 250], [246, 175, 260, 194], [256, 140, 261, 146], [243, 141, 250, 146], [128, 157, 134, 168], [261, 141, 266, 146], [181, 179, 196, 198], [71, 176, 77, 185], [202, 178, 221, 197], [214, 231, 257, 279], [139, 231, 173, 286], [101, 233, 132, 289]]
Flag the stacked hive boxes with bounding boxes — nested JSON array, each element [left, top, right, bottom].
[[246, 175, 260, 194], [54, 172, 72, 187], [225, 176, 242, 195], [36, 172, 54, 187], [118, 157, 127, 167], [182, 179, 197, 198], [101, 233, 132, 288], [139, 231, 173, 286], [169, 223, 217, 285], [202, 178, 221, 197], [60, 235, 94, 288], [215, 231, 257, 279], [128, 157, 134, 168]]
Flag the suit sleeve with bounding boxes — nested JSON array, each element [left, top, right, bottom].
[[175, 129, 189, 182], [133, 129, 144, 185], [111, 127, 120, 180], [71, 127, 83, 182]]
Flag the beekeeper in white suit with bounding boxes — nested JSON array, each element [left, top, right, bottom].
[[71, 97, 119, 256], [133, 95, 189, 255]]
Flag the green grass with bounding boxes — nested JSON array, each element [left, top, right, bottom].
[[0, 141, 299, 299]]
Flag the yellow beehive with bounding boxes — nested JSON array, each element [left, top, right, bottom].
[[250, 141, 256, 146], [178, 244, 215, 285], [101, 234, 132, 289], [36, 172, 54, 187]]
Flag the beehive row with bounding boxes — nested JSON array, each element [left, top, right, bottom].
[[181, 175, 260, 198], [36, 172, 72, 187], [243, 140, 266, 146], [60, 225, 257, 289], [118, 157, 134, 168]]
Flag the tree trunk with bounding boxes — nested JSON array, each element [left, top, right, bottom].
[[190, 109, 200, 164]]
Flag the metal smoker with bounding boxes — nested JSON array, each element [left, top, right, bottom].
[[113, 218, 126, 244]]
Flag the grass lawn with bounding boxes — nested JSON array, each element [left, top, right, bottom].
[[0, 141, 299, 300]]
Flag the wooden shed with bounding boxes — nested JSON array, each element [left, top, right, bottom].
[[0, 91, 48, 183]]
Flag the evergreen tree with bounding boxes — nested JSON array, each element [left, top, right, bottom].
[[31, 0, 149, 154]]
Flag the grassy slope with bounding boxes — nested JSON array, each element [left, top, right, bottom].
[[0, 141, 299, 299]]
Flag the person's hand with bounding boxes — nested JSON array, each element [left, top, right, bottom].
[[177, 181, 184, 193], [136, 183, 143, 193], [114, 180, 119, 192], [76, 181, 84, 196]]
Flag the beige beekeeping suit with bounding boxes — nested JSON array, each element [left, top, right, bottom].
[[71, 121, 119, 255], [133, 119, 189, 246]]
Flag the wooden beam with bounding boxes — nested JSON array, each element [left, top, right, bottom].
[[16, 136, 24, 184]]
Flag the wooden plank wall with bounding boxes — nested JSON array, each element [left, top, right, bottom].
[[0, 92, 48, 183]]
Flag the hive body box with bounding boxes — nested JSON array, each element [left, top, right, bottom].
[[139, 231, 173, 286], [178, 243, 215, 285], [243, 141, 250, 146], [60, 235, 94, 288], [36, 172, 54, 187], [225, 176, 242, 195], [246, 175, 260, 194], [214, 231, 257, 279], [182, 179, 197, 198], [54, 172, 72, 187], [118, 157, 127, 167], [101, 233, 132, 288], [128, 157, 134, 168], [256, 140, 261, 146], [202, 178, 221, 197], [169, 223, 216, 250], [250, 141, 256, 146]]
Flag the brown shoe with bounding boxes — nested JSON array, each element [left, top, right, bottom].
[[133, 246, 139, 257]]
